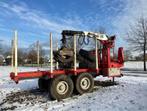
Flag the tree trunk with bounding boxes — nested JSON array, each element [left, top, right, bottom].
[[144, 32, 146, 71], [143, 49, 146, 71], [143, 19, 146, 71], [143, 40, 146, 71]]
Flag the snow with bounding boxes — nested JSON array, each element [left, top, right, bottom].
[[0, 62, 147, 111], [123, 61, 147, 71]]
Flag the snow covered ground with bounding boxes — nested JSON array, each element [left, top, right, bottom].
[[0, 62, 147, 111], [123, 61, 147, 71]]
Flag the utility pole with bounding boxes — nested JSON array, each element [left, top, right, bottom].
[[11, 39, 14, 67], [56, 42, 59, 69], [37, 41, 40, 67]]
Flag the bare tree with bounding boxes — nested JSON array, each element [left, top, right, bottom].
[[27, 49, 37, 64], [124, 50, 133, 61], [126, 16, 147, 71], [27, 42, 45, 64], [0, 40, 3, 54]]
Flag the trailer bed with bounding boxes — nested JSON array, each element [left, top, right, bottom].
[[10, 68, 99, 83]]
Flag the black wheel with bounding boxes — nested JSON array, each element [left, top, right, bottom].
[[75, 73, 94, 94], [38, 78, 48, 91], [49, 75, 74, 100]]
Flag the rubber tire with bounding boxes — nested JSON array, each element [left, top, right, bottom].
[[75, 73, 94, 94], [38, 78, 48, 91], [49, 75, 74, 100]]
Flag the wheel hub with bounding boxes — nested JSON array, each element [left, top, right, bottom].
[[56, 81, 69, 95], [80, 77, 90, 90]]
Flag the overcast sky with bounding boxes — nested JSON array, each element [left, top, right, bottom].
[[0, 0, 147, 48]]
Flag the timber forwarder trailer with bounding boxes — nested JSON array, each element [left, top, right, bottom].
[[10, 30, 124, 100]]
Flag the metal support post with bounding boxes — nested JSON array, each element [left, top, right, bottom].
[[74, 34, 77, 71], [50, 33, 53, 73], [14, 30, 18, 76], [95, 38, 98, 71]]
